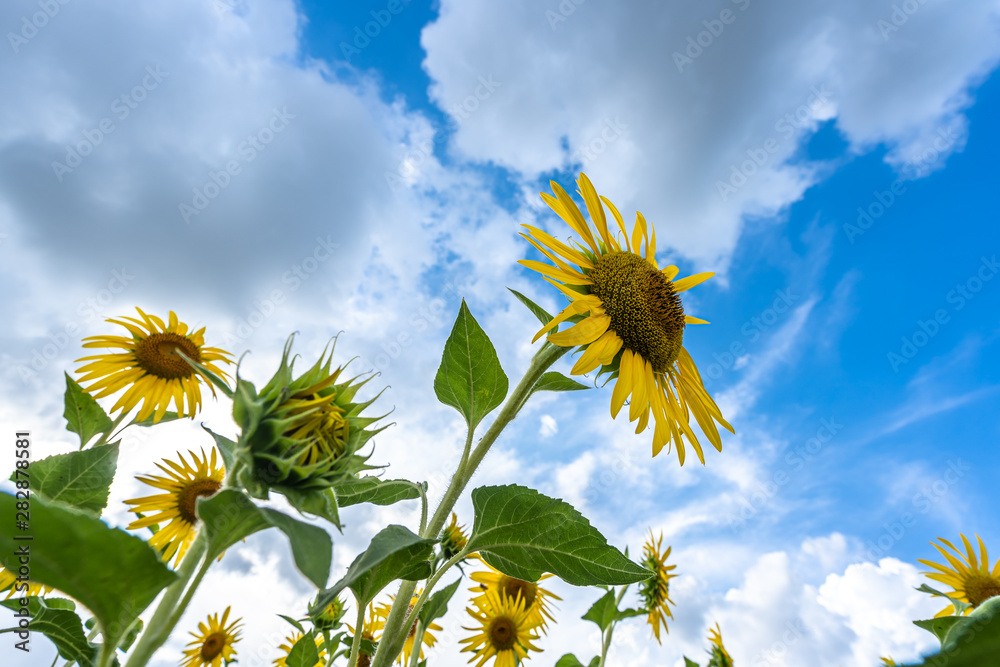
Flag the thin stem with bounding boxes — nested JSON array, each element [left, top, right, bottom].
[[369, 342, 567, 667], [347, 601, 366, 667], [417, 483, 428, 537], [597, 585, 630, 667], [90, 412, 129, 449], [96, 640, 116, 667], [163, 553, 213, 632], [123, 532, 207, 667], [406, 619, 425, 667]]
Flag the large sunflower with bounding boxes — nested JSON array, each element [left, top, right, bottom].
[[181, 607, 242, 667], [125, 448, 225, 566], [639, 532, 677, 643], [374, 590, 442, 665], [0, 566, 51, 599], [918, 533, 1000, 617], [76, 308, 232, 424], [460, 589, 543, 667], [469, 561, 560, 629], [519, 174, 733, 464]]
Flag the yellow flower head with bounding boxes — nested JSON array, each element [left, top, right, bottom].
[[374, 590, 442, 665], [519, 174, 734, 464], [0, 566, 52, 599], [460, 589, 543, 667], [273, 632, 326, 667], [469, 561, 560, 630], [76, 308, 233, 424], [441, 512, 470, 559], [918, 533, 1000, 617], [881, 658, 899, 666], [707, 622, 733, 667], [125, 448, 225, 566], [181, 606, 242, 667], [639, 532, 677, 643]]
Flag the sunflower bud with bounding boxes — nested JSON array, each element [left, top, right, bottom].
[[313, 593, 347, 630], [232, 335, 387, 499]]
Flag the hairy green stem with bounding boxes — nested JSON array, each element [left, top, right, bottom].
[[347, 601, 366, 667], [597, 585, 630, 667], [370, 342, 568, 667]]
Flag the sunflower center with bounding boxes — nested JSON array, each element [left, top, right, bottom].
[[589, 251, 684, 373], [358, 654, 371, 667], [177, 478, 222, 524], [500, 576, 537, 609], [965, 574, 1000, 607], [487, 616, 517, 651], [406, 604, 418, 639], [134, 332, 201, 380], [200, 632, 225, 661]]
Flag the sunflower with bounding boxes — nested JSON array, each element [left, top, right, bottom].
[[441, 512, 470, 560], [347, 603, 382, 667], [181, 607, 242, 667], [460, 589, 544, 667], [125, 448, 225, 566], [314, 593, 347, 630], [918, 533, 1000, 617], [639, 532, 677, 643], [0, 566, 51, 599], [880, 659, 899, 666], [273, 632, 326, 667], [76, 308, 233, 424], [374, 590, 442, 665], [519, 174, 734, 464], [469, 561, 560, 630], [706, 623, 733, 667]]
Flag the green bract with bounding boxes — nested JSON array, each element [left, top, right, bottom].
[[231, 335, 387, 499]]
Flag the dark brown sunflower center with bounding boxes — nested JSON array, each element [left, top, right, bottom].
[[177, 478, 222, 524], [487, 616, 517, 651], [134, 332, 201, 379], [589, 251, 684, 373], [406, 604, 418, 639], [200, 632, 225, 661], [501, 576, 537, 609], [965, 574, 1000, 607], [358, 654, 371, 667]]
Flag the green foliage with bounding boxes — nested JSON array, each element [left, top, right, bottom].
[[910, 597, 1000, 666], [418, 578, 462, 627], [131, 412, 181, 427], [508, 288, 554, 326], [531, 371, 590, 395], [434, 300, 509, 431], [914, 616, 966, 643], [9, 443, 119, 517], [466, 484, 651, 586], [0, 597, 95, 667], [197, 489, 333, 588], [62, 373, 113, 447], [336, 476, 423, 508], [554, 655, 600, 667], [286, 630, 321, 667], [202, 425, 239, 474], [0, 493, 176, 650], [310, 525, 435, 611], [917, 583, 973, 616], [284, 487, 342, 531]]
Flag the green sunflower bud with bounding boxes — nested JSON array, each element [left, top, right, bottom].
[[232, 335, 387, 499], [313, 593, 347, 630]]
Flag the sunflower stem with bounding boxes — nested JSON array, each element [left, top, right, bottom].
[[347, 600, 366, 667], [417, 482, 428, 537], [163, 553, 213, 635], [90, 411, 129, 450], [597, 585, 629, 667], [123, 530, 207, 667], [96, 639, 116, 667], [406, 619, 426, 667]]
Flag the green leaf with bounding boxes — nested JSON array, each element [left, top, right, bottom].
[[912, 596, 1000, 666], [582, 590, 618, 631], [131, 412, 181, 427], [588, 659, 600, 667], [286, 630, 320, 667], [531, 372, 590, 395], [197, 489, 333, 588], [433, 300, 509, 431], [118, 618, 142, 651], [0, 493, 176, 650], [914, 616, 966, 644], [508, 288, 554, 326], [310, 525, 434, 611], [8, 443, 119, 517], [466, 484, 651, 586], [278, 614, 306, 634], [63, 373, 114, 447], [336, 477, 422, 508], [555, 655, 586, 667], [418, 578, 461, 627], [202, 426, 239, 473], [917, 583, 973, 616], [284, 487, 342, 531], [0, 597, 95, 666], [684, 659, 702, 667]]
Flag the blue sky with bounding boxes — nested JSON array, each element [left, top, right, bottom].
[[2, 1, 1000, 666]]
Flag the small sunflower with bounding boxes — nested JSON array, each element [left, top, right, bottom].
[[76, 308, 233, 424], [181, 607, 242, 667], [441, 512, 470, 560], [347, 603, 381, 667], [706, 623, 733, 667], [918, 533, 1000, 617], [314, 593, 347, 630], [519, 174, 734, 464], [0, 566, 51, 599], [374, 590, 442, 665], [125, 448, 225, 566], [460, 589, 543, 667], [639, 532, 677, 643], [273, 632, 326, 667], [470, 562, 560, 630]]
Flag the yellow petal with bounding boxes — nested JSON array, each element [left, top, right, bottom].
[[672, 272, 715, 293], [547, 314, 610, 346], [610, 349, 634, 418], [684, 315, 710, 324], [578, 173, 614, 251]]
